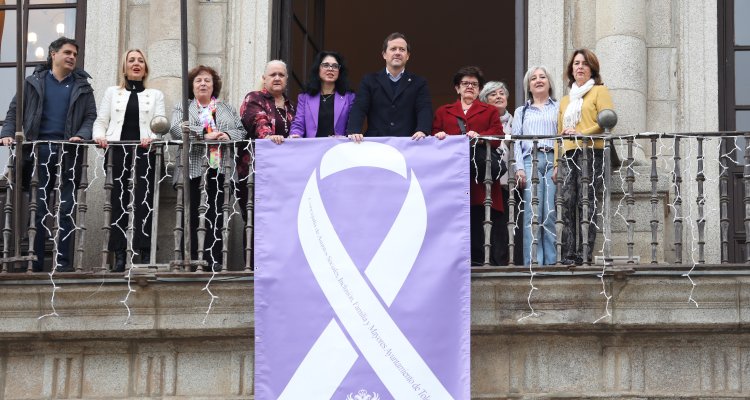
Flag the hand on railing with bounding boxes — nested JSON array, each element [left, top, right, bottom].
[[0, 137, 13, 146]]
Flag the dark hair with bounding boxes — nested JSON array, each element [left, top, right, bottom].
[[566, 48, 603, 87], [187, 65, 222, 100], [46, 37, 79, 68], [382, 32, 410, 53], [304, 51, 350, 96], [452, 66, 486, 90]]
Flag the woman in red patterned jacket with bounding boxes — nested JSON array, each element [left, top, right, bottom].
[[237, 60, 296, 221]]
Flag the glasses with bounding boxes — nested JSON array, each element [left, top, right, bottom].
[[460, 81, 479, 88], [320, 62, 341, 70]]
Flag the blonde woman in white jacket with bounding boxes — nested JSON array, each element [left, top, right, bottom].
[[93, 49, 165, 272]]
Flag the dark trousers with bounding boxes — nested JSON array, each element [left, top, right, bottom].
[[33, 144, 79, 271], [108, 146, 155, 252], [559, 149, 604, 262], [189, 169, 225, 265], [470, 205, 504, 266]]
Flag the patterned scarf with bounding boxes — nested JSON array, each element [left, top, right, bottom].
[[197, 97, 221, 168]]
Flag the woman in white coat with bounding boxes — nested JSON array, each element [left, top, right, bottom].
[[93, 49, 165, 272]]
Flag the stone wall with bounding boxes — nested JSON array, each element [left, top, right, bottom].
[[1, 274, 749, 398]]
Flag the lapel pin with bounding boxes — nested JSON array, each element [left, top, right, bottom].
[[408, 78, 412, 82]]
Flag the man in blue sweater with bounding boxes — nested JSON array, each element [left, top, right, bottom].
[[1, 37, 97, 272]]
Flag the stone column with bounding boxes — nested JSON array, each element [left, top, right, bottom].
[[595, 0, 648, 162], [527, 0, 565, 98], [147, 0, 199, 113]]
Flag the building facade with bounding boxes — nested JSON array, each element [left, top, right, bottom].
[[0, 0, 749, 398]]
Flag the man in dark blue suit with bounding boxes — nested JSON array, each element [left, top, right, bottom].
[[346, 32, 432, 141]]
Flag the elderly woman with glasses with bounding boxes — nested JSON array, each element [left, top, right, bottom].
[[512, 66, 559, 266], [289, 51, 355, 138], [432, 66, 504, 266]]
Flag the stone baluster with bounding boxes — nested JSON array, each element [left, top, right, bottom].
[[580, 138, 591, 265], [149, 143, 164, 266], [673, 137, 683, 264], [696, 137, 706, 264], [598, 110, 617, 267], [529, 140, 540, 266], [626, 137, 636, 263], [650, 136, 659, 264], [124, 145, 139, 272], [101, 148, 114, 271], [74, 145, 89, 272], [245, 155, 255, 272], [26, 146, 39, 273], [482, 140, 492, 267], [555, 138, 564, 265], [744, 133, 750, 262], [719, 143, 729, 264], [2, 147, 15, 272], [222, 144, 233, 272], [172, 146, 186, 271], [507, 138, 518, 266], [51, 147, 63, 272], [196, 150, 209, 272]]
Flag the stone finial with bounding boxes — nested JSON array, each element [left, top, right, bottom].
[[597, 109, 618, 133], [150, 115, 170, 134]]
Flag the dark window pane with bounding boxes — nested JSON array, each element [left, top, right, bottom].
[[735, 110, 750, 162], [26, 8, 76, 62], [736, 51, 750, 105], [0, 66, 36, 125], [29, 1, 77, 4], [0, 10, 17, 63], [737, 0, 750, 45]]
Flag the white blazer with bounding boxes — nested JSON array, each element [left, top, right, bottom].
[[93, 86, 166, 140]]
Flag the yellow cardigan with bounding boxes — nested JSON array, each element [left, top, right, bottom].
[[555, 85, 614, 165]]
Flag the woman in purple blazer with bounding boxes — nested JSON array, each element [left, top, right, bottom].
[[290, 51, 355, 138]]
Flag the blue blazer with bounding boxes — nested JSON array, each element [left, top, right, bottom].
[[290, 91, 356, 138], [346, 70, 432, 137]]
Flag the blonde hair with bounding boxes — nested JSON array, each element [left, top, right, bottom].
[[118, 49, 149, 88], [522, 65, 556, 103]]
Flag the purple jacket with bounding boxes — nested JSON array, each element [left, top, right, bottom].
[[289, 91, 356, 138]]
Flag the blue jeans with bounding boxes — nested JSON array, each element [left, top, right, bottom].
[[33, 143, 77, 271], [522, 152, 557, 265]]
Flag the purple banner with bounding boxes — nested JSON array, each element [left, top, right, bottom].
[[255, 136, 470, 400]]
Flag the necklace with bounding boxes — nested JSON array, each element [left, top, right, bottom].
[[275, 106, 289, 135], [321, 93, 334, 103]]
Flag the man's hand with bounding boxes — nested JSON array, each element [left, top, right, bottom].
[[411, 131, 426, 140], [1, 137, 14, 146], [69, 136, 82, 142], [348, 133, 364, 143]]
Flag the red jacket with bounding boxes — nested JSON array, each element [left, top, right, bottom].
[[432, 100, 504, 211]]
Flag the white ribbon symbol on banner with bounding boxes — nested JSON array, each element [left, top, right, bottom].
[[280, 142, 452, 400]]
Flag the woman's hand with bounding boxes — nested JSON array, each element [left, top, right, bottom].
[[140, 137, 155, 148], [435, 131, 447, 140], [268, 134, 285, 145], [289, 134, 301, 139], [348, 133, 364, 143], [515, 169, 527, 189], [94, 137, 108, 148], [205, 131, 229, 141], [466, 130, 480, 139], [552, 166, 558, 182], [561, 128, 577, 136]]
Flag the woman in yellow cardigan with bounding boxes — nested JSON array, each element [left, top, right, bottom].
[[554, 48, 613, 265]]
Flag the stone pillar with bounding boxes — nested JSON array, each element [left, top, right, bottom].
[[147, 0, 199, 114], [527, 0, 565, 99], [595, 0, 648, 162]]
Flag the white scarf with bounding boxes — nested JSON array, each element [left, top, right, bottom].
[[499, 110, 513, 133], [562, 78, 595, 130]]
